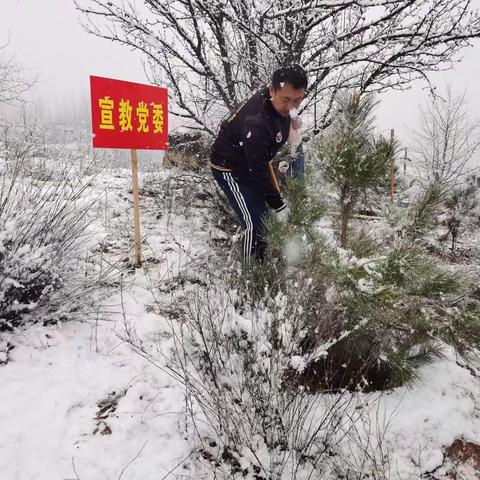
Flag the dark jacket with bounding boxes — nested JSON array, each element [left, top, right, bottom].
[[210, 87, 290, 210]]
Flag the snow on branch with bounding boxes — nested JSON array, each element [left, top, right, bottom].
[[75, 0, 480, 133]]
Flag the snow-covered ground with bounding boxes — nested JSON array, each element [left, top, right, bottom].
[[1, 163, 480, 479]]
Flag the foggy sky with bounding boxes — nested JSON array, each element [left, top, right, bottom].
[[2, 0, 480, 149], [1, 0, 146, 119]]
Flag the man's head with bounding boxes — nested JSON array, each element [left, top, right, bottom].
[[269, 64, 308, 117]]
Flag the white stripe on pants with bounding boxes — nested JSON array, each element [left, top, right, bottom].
[[223, 172, 254, 260]]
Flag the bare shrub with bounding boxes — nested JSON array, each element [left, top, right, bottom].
[[122, 263, 385, 479], [0, 133, 101, 330], [142, 169, 238, 245]]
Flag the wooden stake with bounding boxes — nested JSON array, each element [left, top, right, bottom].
[[130, 149, 142, 268], [390, 129, 395, 203]]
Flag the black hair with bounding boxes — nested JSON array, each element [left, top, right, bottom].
[[271, 64, 308, 91]]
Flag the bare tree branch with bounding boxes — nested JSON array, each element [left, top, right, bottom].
[[412, 86, 480, 186], [0, 46, 36, 104], [74, 0, 480, 134]]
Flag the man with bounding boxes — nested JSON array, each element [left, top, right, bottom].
[[210, 64, 308, 261]]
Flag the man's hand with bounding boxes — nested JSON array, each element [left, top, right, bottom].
[[275, 204, 290, 224], [291, 116, 302, 130], [289, 116, 302, 146], [278, 160, 290, 173]]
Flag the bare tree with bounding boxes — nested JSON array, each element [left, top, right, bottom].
[[74, 0, 480, 135], [0, 45, 35, 104], [413, 87, 480, 187]]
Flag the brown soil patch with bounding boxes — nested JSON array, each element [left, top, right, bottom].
[[445, 439, 480, 470]]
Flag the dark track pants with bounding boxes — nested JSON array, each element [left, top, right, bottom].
[[212, 169, 268, 261]]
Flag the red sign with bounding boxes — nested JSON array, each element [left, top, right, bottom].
[[90, 76, 168, 150]]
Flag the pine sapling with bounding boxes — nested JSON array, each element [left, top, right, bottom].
[[311, 93, 393, 248]]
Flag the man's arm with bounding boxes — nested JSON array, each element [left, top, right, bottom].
[[242, 117, 285, 211]]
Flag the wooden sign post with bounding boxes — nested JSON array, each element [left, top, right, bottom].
[[90, 76, 168, 268], [130, 149, 142, 268]]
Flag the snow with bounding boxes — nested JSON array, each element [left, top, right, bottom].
[[0, 163, 214, 479], [0, 318, 190, 480], [289, 354, 308, 373], [1, 159, 480, 479], [374, 351, 480, 478], [285, 236, 303, 264]]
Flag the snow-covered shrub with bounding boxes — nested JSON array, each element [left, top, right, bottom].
[[157, 160, 478, 393], [143, 169, 238, 242], [0, 148, 98, 330], [143, 171, 213, 215], [2, 121, 101, 182], [27, 142, 101, 182], [160, 267, 379, 480], [117, 174, 384, 478], [265, 178, 480, 390], [443, 184, 479, 254], [1, 119, 47, 168]]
